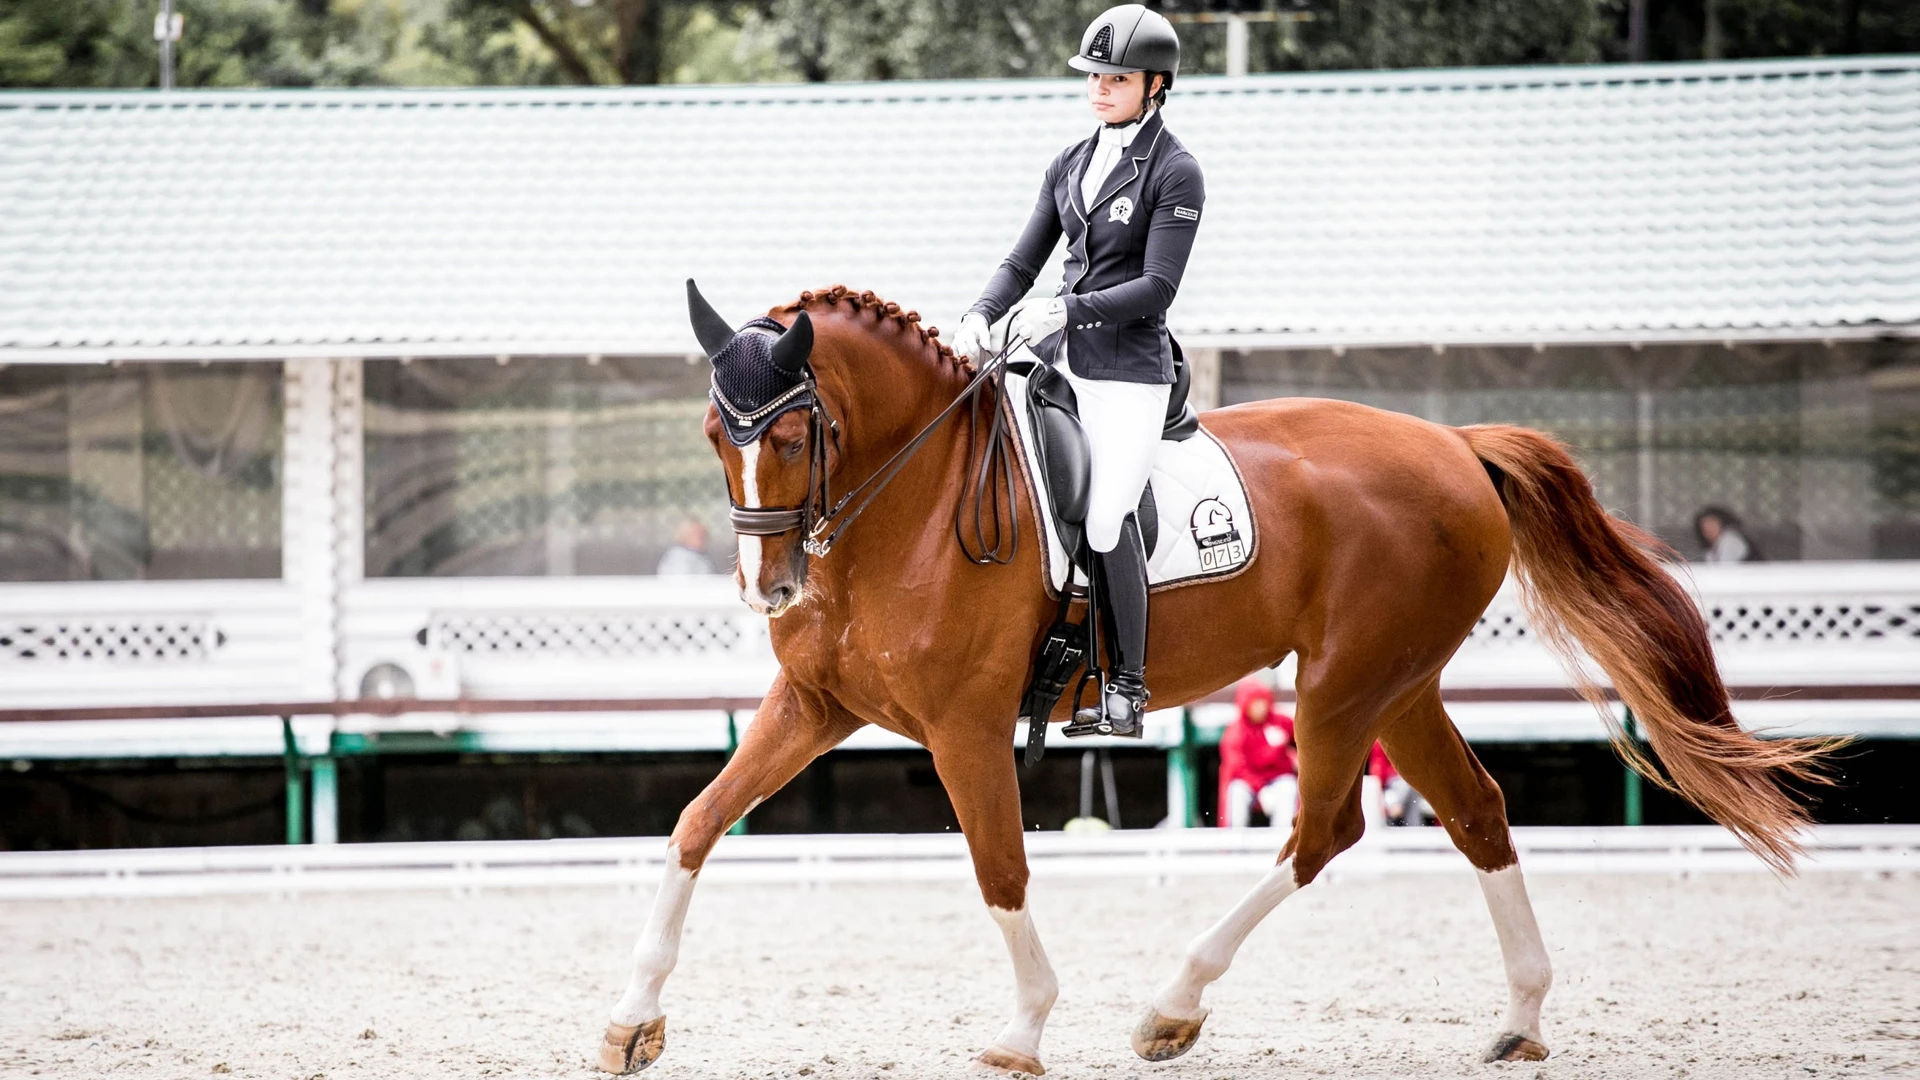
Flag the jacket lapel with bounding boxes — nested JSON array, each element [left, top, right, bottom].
[[1066, 136, 1096, 222], [1087, 110, 1166, 217]]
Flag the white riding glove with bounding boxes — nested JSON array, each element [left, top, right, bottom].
[[1009, 296, 1068, 345], [949, 311, 992, 363]]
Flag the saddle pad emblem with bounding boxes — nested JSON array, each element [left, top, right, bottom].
[[1109, 196, 1134, 224], [1190, 498, 1248, 572]]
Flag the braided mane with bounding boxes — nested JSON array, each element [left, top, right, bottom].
[[778, 285, 970, 376]]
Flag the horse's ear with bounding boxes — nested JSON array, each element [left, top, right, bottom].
[[686, 278, 735, 358], [770, 310, 813, 376]]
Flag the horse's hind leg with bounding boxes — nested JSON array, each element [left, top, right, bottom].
[[1133, 697, 1375, 1062], [1379, 685, 1552, 1062], [597, 676, 855, 1074]]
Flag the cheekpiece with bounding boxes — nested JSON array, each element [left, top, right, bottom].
[[709, 316, 816, 447]]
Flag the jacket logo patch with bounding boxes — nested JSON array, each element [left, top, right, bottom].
[[1173, 206, 1200, 221], [1108, 196, 1134, 224]]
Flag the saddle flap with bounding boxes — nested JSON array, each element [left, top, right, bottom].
[[1027, 365, 1092, 527]]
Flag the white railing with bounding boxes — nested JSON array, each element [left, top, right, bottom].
[[0, 580, 325, 708], [338, 575, 775, 702], [0, 825, 1911, 900], [4, 563, 1918, 754], [1447, 561, 1920, 691]]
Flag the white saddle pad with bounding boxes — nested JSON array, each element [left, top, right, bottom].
[[1002, 351, 1259, 596]]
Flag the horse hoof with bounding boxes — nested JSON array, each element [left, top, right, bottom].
[[1131, 1007, 1208, 1062], [1483, 1032, 1549, 1063], [973, 1044, 1046, 1076], [597, 1016, 666, 1074]]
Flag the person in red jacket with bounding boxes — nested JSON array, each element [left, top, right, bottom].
[[1217, 678, 1298, 829]]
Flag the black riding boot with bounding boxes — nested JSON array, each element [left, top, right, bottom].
[[1075, 512, 1150, 737]]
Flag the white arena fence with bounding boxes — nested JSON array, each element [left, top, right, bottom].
[[0, 825, 1912, 901]]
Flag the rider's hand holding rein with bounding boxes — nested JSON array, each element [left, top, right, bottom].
[[950, 311, 993, 364]]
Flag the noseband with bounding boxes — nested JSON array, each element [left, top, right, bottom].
[[716, 340, 1021, 563], [718, 381, 835, 547]]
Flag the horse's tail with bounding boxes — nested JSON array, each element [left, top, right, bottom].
[[1461, 424, 1838, 874]]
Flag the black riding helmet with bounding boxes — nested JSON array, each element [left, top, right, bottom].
[[1068, 3, 1180, 104]]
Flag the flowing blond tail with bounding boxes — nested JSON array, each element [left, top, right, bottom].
[[1462, 424, 1840, 874]]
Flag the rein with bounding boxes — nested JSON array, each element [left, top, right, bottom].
[[725, 337, 1024, 564]]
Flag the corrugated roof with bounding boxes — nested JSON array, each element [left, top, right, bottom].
[[1, 56, 1916, 361]]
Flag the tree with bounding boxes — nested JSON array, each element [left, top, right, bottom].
[[445, 0, 761, 84], [0, 0, 565, 89]]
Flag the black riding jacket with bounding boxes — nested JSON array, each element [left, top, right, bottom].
[[969, 109, 1205, 385]]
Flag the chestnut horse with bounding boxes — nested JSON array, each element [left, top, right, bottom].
[[595, 285, 1832, 1075]]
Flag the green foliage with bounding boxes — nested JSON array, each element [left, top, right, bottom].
[[1282, 0, 1612, 71], [0, 0, 1912, 89], [1, 0, 158, 87], [739, 0, 1113, 82]]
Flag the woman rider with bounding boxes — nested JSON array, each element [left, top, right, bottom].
[[949, 4, 1203, 737]]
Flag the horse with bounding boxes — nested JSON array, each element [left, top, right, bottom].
[[594, 284, 1834, 1076]]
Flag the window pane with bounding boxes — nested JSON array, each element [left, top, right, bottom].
[[362, 356, 730, 577], [0, 364, 283, 581], [1222, 340, 1920, 561]]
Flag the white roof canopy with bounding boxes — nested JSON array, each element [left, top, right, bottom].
[[1, 56, 1915, 362]]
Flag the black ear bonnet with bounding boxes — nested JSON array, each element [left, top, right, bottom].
[[689, 279, 817, 448]]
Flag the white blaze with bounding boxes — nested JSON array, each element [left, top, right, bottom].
[[611, 844, 698, 1027], [735, 442, 769, 607], [1152, 859, 1300, 1021], [987, 904, 1059, 1061], [1476, 864, 1552, 1042]]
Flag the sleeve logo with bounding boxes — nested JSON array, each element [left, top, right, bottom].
[[1173, 206, 1200, 221]]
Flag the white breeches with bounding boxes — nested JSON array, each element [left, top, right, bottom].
[[1056, 354, 1171, 553]]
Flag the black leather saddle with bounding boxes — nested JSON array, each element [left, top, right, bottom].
[[1020, 339, 1200, 575]]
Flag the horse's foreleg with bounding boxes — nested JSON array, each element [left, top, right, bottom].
[[932, 731, 1058, 1077], [1380, 688, 1551, 1062], [598, 678, 855, 1074]]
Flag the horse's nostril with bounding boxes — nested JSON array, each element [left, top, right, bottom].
[[768, 584, 794, 608]]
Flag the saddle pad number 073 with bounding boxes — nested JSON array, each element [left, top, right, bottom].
[[1004, 366, 1259, 596]]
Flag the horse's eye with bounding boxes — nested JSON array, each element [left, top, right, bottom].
[[780, 440, 804, 461]]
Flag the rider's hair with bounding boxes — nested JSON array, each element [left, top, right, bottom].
[[782, 285, 968, 373]]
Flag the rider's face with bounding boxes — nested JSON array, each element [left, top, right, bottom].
[[1087, 72, 1159, 122]]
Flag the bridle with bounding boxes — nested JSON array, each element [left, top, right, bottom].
[[718, 335, 1024, 564]]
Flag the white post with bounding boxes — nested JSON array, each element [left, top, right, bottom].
[[1225, 15, 1250, 77], [283, 359, 340, 701], [1184, 347, 1223, 411], [154, 0, 180, 91], [332, 358, 365, 696]]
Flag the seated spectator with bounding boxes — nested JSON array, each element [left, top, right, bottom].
[[1369, 742, 1434, 827], [1218, 678, 1298, 829], [656, 517, 716, 576], [1694, 505, 1762, 563]]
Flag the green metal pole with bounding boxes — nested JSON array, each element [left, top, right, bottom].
[[1171, 707, 1200, 828], [309, 755, 339, 844], [281, 715, 305, 845], [1622, 707, 1644, 827], [725, 710, 748, 836]]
